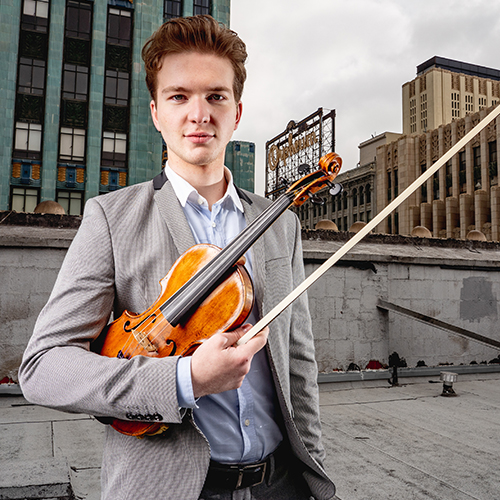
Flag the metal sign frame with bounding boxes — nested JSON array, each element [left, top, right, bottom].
[[265, 107, 336, 199]]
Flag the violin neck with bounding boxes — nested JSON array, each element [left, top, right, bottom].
[[161, 191, 295, 326]]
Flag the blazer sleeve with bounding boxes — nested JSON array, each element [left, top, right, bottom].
[[287, 214, 327, 467], [19, 197, 184, 425]]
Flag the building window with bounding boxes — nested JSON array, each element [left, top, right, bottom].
[[59, 127, 85, 163], [446, 159, 453, 196], [387, 170, 392, 201], [102, 131, 127, 167], [473, 146, 481, 189], [479, 96, 487, 110], [394, 169, 398, 197], [107, 9, 132, 47], [451, 92, 460, 119], [359, 185, 364, 205], [489, 140, 497, 186], [23, 0, 49, 18], [420, 163, 427, 202], [21, 0, 49, 32], [459, 151, 466, 193], [11, 187, 39, 212], [465, 94, 474, 114], [104, 70, 130, 106], [193, 0, 210, 15], [65, 0, 92, 40], [62, 64, 89, 101], [433, 171, 439, 200], [18, 58, 46, 95], [366, 184, 371, 204], [14, 122, 42, 158], [57, 190, 83, 215], [409, 98, 417, 133], [420, 93, 427, 131], [164, 0, 182, 19]]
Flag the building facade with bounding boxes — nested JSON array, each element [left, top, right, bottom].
[[378, 57, 500, 240], [377, 106, 500, 240], [402, 56, 500, 136], [224, 140, 255, 193], [0, 0, 232, 214]]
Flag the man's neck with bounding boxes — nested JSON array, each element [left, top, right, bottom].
[[169, 160, 228, 210]]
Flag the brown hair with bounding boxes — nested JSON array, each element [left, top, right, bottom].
[[142, 15, 247, 103]]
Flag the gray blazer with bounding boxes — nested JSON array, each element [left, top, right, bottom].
[[19, 177, 336, 500]]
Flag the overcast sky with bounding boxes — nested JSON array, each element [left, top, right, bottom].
[[230, 0, 500, 194]]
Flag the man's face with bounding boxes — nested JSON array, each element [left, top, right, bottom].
[[150, 51, 242, 173]]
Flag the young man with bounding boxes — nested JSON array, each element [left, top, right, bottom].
[[20, 15, 337, 500]]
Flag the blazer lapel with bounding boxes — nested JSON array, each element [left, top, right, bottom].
[[154, 179, 196, 256]]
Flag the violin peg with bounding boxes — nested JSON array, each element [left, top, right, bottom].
[[328, 182, 343, 197], [308, 192, 325, 206], [297, 164, 311, 175]]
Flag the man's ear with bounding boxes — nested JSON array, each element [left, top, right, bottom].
[[234, 101, 243, 131], [150, 100, 160, 131]]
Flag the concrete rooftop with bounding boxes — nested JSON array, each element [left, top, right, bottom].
[[1, 371, 499, 499]]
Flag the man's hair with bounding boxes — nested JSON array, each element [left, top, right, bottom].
[[142, 15, 247, 103]]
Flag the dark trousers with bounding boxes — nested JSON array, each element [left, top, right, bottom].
[[199, 449, 312, 500]]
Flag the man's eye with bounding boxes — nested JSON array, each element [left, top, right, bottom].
[[171, 95, 185, 101], [209, 94, 224, 101]]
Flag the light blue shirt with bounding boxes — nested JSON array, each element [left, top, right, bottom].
[[166, 164, 282, 464]]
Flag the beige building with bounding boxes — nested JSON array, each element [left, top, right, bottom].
[[377, 57, 500, 241], [377, 105, 500, 240], [402, 56, 500, 136]]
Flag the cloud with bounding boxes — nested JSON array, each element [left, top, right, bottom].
[[231, 0, 500, 194]]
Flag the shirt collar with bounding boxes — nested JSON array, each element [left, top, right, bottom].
[[164, 162, 244, 213]]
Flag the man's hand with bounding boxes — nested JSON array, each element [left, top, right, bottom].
[[190, 324, 269, 398]]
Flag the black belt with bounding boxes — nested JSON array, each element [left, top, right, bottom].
[[204, 445, 286, 491]]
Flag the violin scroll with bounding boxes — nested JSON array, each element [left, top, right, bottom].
[[289, 152, 343, 207], [318, 152, 342, 175]]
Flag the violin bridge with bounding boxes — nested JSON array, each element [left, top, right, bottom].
[[132, 329, 158, 353]]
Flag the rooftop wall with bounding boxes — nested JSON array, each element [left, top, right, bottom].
[[1, 215, 499, 382]]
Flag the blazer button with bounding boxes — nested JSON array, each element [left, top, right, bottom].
[[153, 413, 163, 421], [126, 413, 134, 420]]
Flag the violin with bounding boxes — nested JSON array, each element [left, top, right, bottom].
[[99, 152, 342, 437]]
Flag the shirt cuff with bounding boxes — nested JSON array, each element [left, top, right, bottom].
[[176, 356, 196, 408]]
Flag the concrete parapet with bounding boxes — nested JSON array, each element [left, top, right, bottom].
[[302, 229, 500, 372], [2, 219, 500, 380]]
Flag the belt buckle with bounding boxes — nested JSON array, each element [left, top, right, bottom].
[[235, 461, 267, 489]]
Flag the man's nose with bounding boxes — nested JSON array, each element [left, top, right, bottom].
[[188, 97, 210, 123]]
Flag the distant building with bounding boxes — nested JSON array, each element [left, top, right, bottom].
[[225, 140, 255, 193], [378, 56, 500, 240], [402, 56, 500, 135], [377, 105, 500, 240], [0, 0, 236, 214]]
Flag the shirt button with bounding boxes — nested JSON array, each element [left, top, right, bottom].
[[244, 419, 250, 427], [212, 222, 216, 228]]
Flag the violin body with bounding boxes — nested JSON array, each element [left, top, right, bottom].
[[100, 243, 254, 437]]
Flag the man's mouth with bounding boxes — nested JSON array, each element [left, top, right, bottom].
[[185, 132, 214, 144]]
